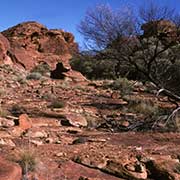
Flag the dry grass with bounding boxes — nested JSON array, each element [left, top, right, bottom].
[[17, 149, 37, 175]]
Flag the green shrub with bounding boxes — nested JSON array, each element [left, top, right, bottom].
[[110, 78, 134, 96], [26, 72, 42, 80], [31, 62, 50, 76], [41, 92, 56, 101], [49, 100, 65, 109], [15, 75, 27, 84], [70, 54, 116, 80], [10, 104, 27, 116], [0, 107, 8, 117]]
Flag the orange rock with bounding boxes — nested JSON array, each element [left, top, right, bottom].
[[18, 114, 32, 130]]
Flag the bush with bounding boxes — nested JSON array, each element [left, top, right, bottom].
[[15, 75, 27, 84], [49, 100, 65, 109], [26, 72, 42, 80], [125, 98, 160, 116], [110, 78, 134, 96], [10, 104, 27, 116], [31, 62, 50, 76], [0, 107, 8, 117], [70, 54, 116, 80], [18, 150, 37, 175], [70, 52, 149, 81]]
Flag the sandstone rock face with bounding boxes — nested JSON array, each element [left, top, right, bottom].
[[2, 21, 78, 70], [0, 21, 87, 82], [0, 33, 11, 65]]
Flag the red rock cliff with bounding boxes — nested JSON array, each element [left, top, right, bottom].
[[1, 21, 78, 70]]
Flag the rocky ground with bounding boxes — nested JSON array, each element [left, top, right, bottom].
[[0, 21, 179, 180], [0, 64, 179, 180]]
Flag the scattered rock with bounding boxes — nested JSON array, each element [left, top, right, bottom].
[[0, 138, 15, 146], [55, 152, 66, 157], [27, 130, 48, 138], [45, 137, 53, 144], [0, 117, 15, 128], [62, 113, 88, 127], [111, 91, 121, 99], [30, 139, 43, 146], [119, 120, 130, 127]]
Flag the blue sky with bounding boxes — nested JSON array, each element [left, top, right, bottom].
[[1, 0, 179, 47]]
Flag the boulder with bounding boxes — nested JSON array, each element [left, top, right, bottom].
[[61, 113, 88, 127], [0, 156, 22, 180], [18, 114, 32, 130]]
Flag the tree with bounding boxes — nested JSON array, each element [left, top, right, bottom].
[[139, 1, 175, 23], [77, 2, 180, 128], [78, 4, 135, 49]]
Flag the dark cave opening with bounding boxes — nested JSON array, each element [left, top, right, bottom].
[[50, 62, 69, 79]]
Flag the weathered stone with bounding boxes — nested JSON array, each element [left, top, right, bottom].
[[62, 113, 88, 127], [27, 130, 48, 138], [119, 120, 130, 127], [0, 117, 15, 127], [0, 33, 11, 65], [31, 117, 60, 127], [45, 137, 53, 144], [59, 160, 121, 180], [0, 156, 22, 180], [18, 114, 32, 130], [30, 139, 43, 146], [0, 138, 15, 146]]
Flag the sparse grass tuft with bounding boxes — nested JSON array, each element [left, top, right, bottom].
[[14, 75, 27, 84], [26, 72, 42, 80], [49, 100, 65, 109], [108, 78, 134, 97], [31, 62, 50, 76], [0, 88, 6, 97], [10, 104, 27, 116], [18, 150, 37, 175], [131, 100, 159, 116], [0, 107, 9, 117]]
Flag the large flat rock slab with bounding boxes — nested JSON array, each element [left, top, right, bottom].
[[59, 160, 123, 180]]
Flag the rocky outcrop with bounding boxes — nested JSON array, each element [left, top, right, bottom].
[[2, 21, 78, 70], [0, 33, 11, 65], [0, 21, 87, 82]]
